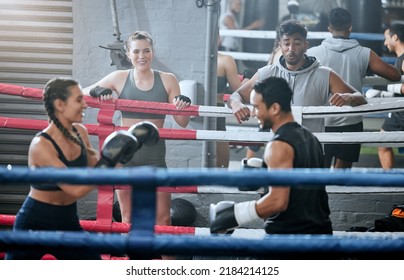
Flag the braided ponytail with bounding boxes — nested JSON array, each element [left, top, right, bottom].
[[43, 78, 85, 149]]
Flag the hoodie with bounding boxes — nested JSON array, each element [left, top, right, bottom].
[[257, 55, 331, 133], [307, 37, 370, 126]]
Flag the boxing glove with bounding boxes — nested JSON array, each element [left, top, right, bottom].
[[210, 200, 260, 234], [174, 95, 192, 104], [127, 121, 160, 147], [387, 83, 403, 95], [241, 157, 267, 168], [95, 130, 139, 168], [238, 158, 269, 193], [365, 89, 394, 98], [89, 86, 113, 98]]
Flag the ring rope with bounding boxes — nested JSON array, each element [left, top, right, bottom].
[[1, 168, 404, 257], [1, 82, 404, 119], [219, 30, 396, 63], [2, 166, 404, 187], [220, 51, 398, 64], [2, 116, 404, 146], [1, 230, 404, 257], [219, 30, 385, 41]]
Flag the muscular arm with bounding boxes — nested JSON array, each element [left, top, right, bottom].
[[164, 73, 190, 128], [255, 141, 293, 219], [224, 55, 241, 92], [328, 70, 368, 106], [368, 50, 401, 81]]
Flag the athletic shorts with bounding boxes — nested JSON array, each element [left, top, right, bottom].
[[248, 127, 270, 153], [382, 112, 404, 131], [324, 122, 363, 163], [124, 138, 167, 168], [217, 117, 226, 131], [5, 196, 101, 260]]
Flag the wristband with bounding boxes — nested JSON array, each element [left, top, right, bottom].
[[227, 91, 243, 108], [174, 95, 191, 104], [387, 83, 403, 94], [234, 200, 260, 225], [89, 86, 112, 98]]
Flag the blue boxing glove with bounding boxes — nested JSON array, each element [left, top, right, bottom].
[[127, 121, 160, 147], [95, 130, 139, 168], [210, 200, 260, 234], [89, 86, 113, 98]]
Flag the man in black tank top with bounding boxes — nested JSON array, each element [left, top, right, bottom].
[[210, 77, 332, 235], [377, 23, 404, 169]]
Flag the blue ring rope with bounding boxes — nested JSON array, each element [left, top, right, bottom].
[[2, 166, 404, 257], [1, 166, 404, 187], [1, 231, 403, 257]]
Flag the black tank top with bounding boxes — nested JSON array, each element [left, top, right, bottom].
[[392, 54, 404, 118], [395, 53, 404, 73], [264, 122, 333, 234], [31, 132, 87, 191]]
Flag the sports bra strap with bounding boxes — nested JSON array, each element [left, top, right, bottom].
[[38, 132, 69, 163]]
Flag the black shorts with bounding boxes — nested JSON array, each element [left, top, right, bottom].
[[324, 122, 363, 163], [248, 127, 270, 152], [217, 117, 226, 131], [6, 197, 101, 260], [382, 112, 404, 131]]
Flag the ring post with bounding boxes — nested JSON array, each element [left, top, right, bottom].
[[127, 167, 157, 259], [95, 100, 117, 235]]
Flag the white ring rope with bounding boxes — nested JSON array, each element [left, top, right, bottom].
[[195, 129, 404, 147], [199, 99, 404, 118], [219, 29, 331, 40], [219, 29, 396, 68]]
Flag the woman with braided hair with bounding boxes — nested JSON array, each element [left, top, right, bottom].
[[6, 77, 101, 260]]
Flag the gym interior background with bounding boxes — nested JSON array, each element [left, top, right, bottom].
[[1, 0, 404, 231]]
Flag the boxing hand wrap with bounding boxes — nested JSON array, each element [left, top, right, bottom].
[[95, 130, 139, 168], [128, 121, 160, 147], [387, 83, 403, 94], [89, 86, 113, 98], [174, 95, 191, 104], [210, 200, 260, 234], [365, 89, 394, 98]]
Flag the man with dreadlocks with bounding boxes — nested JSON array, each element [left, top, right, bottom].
[[5, 77, 137, 260]]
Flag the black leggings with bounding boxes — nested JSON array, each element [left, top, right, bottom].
[[5, 197, 101, 260]]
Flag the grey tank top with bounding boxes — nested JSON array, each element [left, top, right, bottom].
[[119, 69, 168, 119]]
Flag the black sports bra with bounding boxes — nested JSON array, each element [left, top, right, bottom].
[[31, 132, 87, 191]]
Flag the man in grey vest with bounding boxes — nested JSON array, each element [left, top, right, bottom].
[[307, 8, 401, 168]]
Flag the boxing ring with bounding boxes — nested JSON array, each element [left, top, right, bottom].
[[1, 82, 404, 259], [1, 26, 404, 258], [1, 166, 404, 259]]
